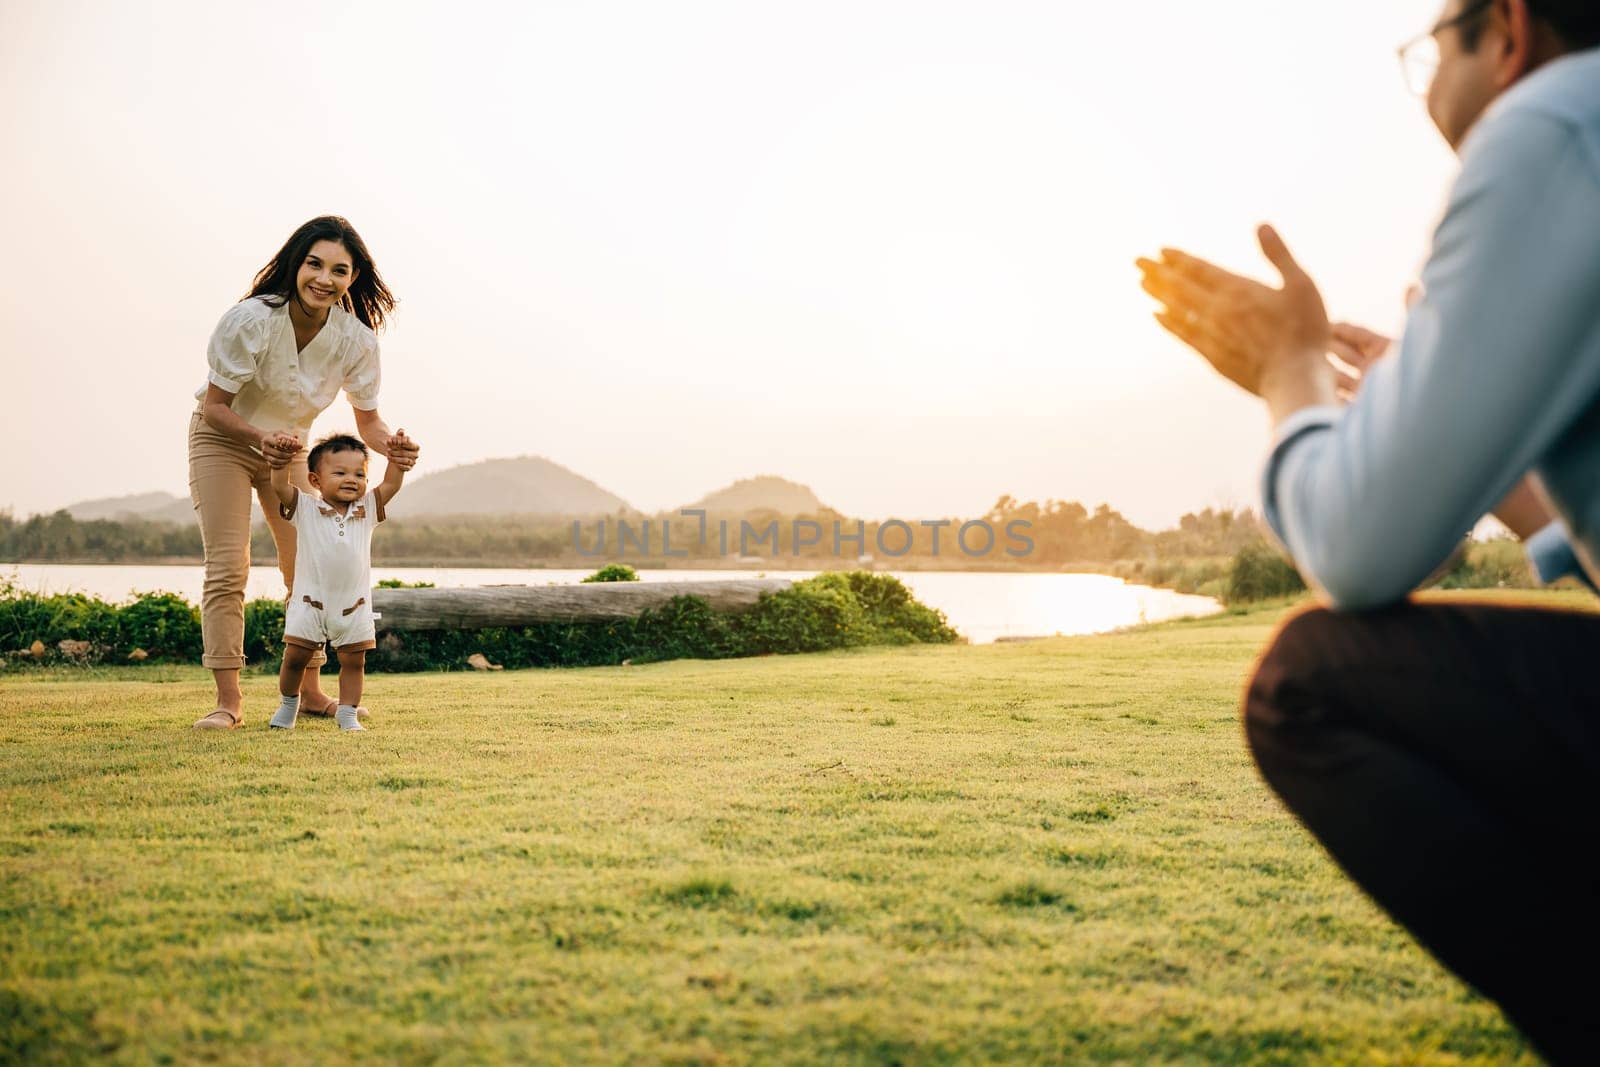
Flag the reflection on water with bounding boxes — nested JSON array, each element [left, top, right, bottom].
[[2, 563, 1221, 645]]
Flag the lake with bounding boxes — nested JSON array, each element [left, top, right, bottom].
[[0, 564, 1222, 645]]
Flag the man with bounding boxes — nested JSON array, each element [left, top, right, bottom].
[[1136, 1, 1600, 1061]]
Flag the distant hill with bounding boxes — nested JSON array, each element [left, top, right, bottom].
[[146, 496, 214, 524], [66, 491, 186, 522], [687, 475, 826, 515], [59, 461, 845, 526], [56, 455, 629, 525], [396, 456, 632, 516], [63, 490, 254, 526]]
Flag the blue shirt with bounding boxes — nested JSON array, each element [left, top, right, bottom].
[[1262, 47, 1600, 610]]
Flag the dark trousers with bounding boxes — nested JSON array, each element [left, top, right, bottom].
[[1245, 599, 1600, 1065]]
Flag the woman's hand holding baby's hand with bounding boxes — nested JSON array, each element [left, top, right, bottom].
[[385, 428, 420, 471], [261, 431, 302, 469]]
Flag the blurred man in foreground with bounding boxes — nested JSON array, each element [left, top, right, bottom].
[[1137, 2, 1600, 1060]]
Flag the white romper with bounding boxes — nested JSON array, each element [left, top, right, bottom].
[[281, 487, 385, 652]]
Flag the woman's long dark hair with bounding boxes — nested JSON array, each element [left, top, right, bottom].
[[244, 215, 397, 331]]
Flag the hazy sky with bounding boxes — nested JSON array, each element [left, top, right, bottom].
[[0, 0, 1458, 528]]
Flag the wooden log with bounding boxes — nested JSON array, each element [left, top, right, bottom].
[[371, 578, 794, 632]]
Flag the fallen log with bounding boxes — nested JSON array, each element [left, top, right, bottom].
[[371, 578, 795, 632]]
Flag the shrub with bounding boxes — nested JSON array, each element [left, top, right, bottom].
[[738, 571, 871, 654], [1106, 557, 1230, 599], [0, 587, 203, 664], [0, 581, 54, 652], [1, 572, 959, 672], [43, 594, 123, 650], [243, 598, 287, 665], [0, 587, 119, 656], [581, 564, 640, 583], [839, 571, 958, 644], [628, 594, 738, 663], [370, 572, 957, 672], [1226, 541, 1306, 604], [1436, 539, 1535, 590], [117, 593, 203, 662]]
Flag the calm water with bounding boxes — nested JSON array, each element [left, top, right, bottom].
[[1, 563, 1221, 645]]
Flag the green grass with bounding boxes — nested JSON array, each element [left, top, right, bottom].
[[5, 590, 1588, 1065]]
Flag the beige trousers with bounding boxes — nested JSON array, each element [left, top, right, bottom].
[[187, 409, 325, 671]]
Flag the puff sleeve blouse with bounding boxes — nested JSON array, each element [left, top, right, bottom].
[[196, 296, 381, 440]]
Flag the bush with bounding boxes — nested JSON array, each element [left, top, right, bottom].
[[738, 571, 872, 654], [0, 587, 121, 656], [1226, 541, 1307, 604], [582, 564, 640, 583], [369, 571, 959, 672], [1436, 539, 1535, 590], [0, 571, 959, 673], [0, 581, 54, 652], [838, 571, 957, 645], [1105, 557, 1231, 599], [0, 586, 203, 664], [42, 594, 124, 650], [117, 593, 203, 662], [243, 598, 287, 665], [376, 578, 435, 589], [628, 594, 739, 663]]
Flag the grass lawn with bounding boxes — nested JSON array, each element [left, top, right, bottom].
[[4, 590, 1588, 1065]]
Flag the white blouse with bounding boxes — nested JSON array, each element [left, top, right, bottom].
[[195, 296, 381, 439]]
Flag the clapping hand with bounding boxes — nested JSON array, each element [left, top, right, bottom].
[[1326, 285, 1417, 402], [1137, 225, 1333, 399], [1328, 322, 1392, 402]]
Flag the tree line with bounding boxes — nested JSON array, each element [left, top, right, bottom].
[[0, 497, 1270, 567]]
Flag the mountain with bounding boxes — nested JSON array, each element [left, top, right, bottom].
[[63, 490, 254, 526], [395, 456, 632, 516], [65, 492, 185, 522], [59, 461, 846, 525], [687, 475, 826, 515], [146, 497, 214, 524]]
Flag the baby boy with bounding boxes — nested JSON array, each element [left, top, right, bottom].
[[266, 429, 414, 731]]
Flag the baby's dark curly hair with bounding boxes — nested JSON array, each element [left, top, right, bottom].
[[306, 433, 368, 474]]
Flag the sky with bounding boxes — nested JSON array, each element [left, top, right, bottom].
[[0, 0, 1459, 529]]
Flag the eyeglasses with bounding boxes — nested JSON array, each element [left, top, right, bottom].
[[1396, 0, 1493, 96]]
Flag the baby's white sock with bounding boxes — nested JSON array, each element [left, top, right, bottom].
[[270, 694, 300, 730], [336, 704, 365, 732]]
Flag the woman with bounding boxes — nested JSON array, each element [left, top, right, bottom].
[[190, 216, 419, 730]]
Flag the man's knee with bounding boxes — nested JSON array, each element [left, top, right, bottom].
[[1256, 605, 1344, 676], [1243, 606, 1343, 752]]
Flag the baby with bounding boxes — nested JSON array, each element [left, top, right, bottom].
[[266, 429, 414, 731]]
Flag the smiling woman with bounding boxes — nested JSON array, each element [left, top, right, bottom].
[[186, 216, 420, 730]]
